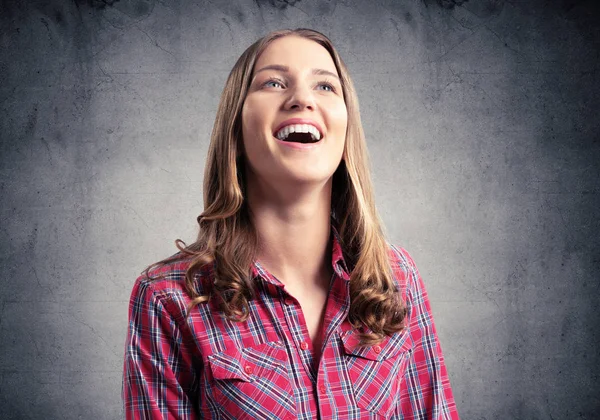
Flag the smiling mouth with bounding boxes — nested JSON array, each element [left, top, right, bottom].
[[276, 132, 321, 144]]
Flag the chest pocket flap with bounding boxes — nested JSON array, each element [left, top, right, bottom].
[[208, 342, 289, 382], [341, 327, 413, 361]]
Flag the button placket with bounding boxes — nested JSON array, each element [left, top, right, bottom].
[[279, 289, 316, 381]]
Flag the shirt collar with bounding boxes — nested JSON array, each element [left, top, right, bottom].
[[251, 217, 351, 287]]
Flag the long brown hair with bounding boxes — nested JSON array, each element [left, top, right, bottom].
[[145, 28, 406, 345]]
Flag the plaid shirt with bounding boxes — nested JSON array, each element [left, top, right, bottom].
[[123, 224, 459, 419]]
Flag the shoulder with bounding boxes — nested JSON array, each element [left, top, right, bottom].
[[129, 253, 213, 314], [386, 243, 421, 301], [387, 243, 419, 274]]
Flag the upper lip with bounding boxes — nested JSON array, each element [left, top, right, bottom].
[[273, 118, 324, 138]]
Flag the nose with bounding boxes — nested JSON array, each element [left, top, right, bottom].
[[284, 83, 315, 111]]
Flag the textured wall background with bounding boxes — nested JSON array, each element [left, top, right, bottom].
[[1, 0, 599, 418]]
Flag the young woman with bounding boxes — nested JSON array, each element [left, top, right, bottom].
[[123, 28, 459, 419]]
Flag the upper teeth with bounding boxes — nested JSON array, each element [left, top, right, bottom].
[[275, 124, 321, 141]]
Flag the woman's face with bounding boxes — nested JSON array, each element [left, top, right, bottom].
[[241, 35, 347, 189]]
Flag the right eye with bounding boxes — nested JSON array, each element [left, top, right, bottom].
[[263, 78, 284, 89]]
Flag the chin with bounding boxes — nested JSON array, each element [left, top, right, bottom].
[[284, 170, 335, 185]]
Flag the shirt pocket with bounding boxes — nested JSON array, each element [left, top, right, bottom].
[[207, 342, 296, 419], [341, 328, 413, 418]]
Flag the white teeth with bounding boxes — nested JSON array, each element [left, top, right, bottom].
[[275, 124, 322, 141]]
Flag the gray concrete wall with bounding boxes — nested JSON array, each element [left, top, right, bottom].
[[1, 0, 599, 418]]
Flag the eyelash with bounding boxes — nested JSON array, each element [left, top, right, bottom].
[[263, 78, 337, 93]]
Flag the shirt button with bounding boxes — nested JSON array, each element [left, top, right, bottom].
[[300, 341, 309, 350], [319, 384, 327, 393], [244, 365, 253, 374], [373, 345, 382, 354], [284, 298, 294, 305]]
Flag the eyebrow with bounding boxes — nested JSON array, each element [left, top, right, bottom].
[[254, 64, 341, 81]]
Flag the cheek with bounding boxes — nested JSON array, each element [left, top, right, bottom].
[[241, 104, 265, 164], [328, 100, 348, 131], [242, 99, 268, 140], [241, 104, 253, 135]]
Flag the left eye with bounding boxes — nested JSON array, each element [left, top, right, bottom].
[[317, 83, 335, 92]]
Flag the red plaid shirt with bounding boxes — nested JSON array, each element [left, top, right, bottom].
[[123, 224, 459, 419]]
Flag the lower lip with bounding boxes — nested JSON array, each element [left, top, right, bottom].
[[274, 136, 322, 150]]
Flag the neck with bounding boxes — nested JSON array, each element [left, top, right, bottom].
[[246, 174, 333, 289]]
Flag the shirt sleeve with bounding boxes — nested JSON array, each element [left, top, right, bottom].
[[122, 277, 199, 420], [395, 248, 460, 419]]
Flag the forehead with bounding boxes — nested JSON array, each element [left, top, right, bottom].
[[253, 36, 338, 75]]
